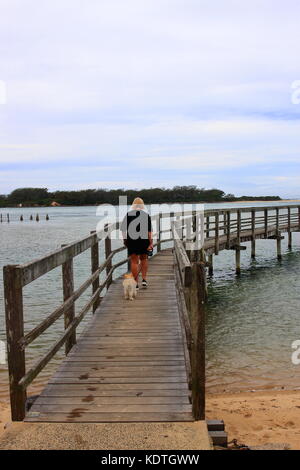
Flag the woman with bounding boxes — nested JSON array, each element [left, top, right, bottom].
[[121, 197, 153, 288]]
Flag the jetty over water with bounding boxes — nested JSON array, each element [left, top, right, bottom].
[[3, 205, 300, 424]]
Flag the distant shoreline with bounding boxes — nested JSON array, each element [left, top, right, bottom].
[[2, 199, 300, 209]]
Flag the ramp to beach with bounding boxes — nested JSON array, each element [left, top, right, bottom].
[[25, 250, 193, 423]]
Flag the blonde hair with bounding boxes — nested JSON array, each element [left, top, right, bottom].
[[131, 197, 145, 210]]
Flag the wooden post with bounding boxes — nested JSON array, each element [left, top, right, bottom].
[[298, 206, 300, 229], [288, 207, 292, 249], [251, 209, 256, 259], [105, 223, 112, 289], [264, 209, 268, 238], [277, 231, 282, 260], [189, 262, 206, 420], [214, 213, 219, 255], [206, 216, 209, 238], [90, 231, 100, 313], [4, 265, 27, 421], [226, 211, 231, 249], [157, 213, 162, 252], [235, 249, 241, 275], [208, 254, 213, 276], [236, 210, 241, 274], [288, 231, 292, 250], [276, 207, 280, 232], [61, 246, 76, 354]]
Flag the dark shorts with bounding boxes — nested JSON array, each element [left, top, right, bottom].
[[127, 239, 149, 256]]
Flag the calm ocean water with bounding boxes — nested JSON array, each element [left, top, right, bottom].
[[0, 202, 299, 400]]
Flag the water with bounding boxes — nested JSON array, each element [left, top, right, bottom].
[[0, 202, 299, 401]]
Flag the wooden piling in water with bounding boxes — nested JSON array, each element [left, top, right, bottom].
[[277, 232, 282, 260], [235, 210, 241, 274], [251, 210, 256, 259], [208, 254, 213, 276], [287, 208, 292, 249]]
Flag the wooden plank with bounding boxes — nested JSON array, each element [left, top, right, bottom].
[[34, 396, 191, 405], [70, 347, 185, 353], [42, 382, 189, 392], [49, 377, 188, 384], [29, 404, 192, 413], [25, 412, 193, 422], [65, 356, 184, 367], [40, 387, 189, 397], [52, 370, 187, 378], [56, 366, 186, 374]]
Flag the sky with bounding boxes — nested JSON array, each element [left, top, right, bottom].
[[0, 0, 300, 197]]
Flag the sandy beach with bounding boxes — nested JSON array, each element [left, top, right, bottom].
[[0, 390, 299, 449], [207, 390, 300, 450]]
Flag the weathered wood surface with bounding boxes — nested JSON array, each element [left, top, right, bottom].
[[25, 250, 193, 423]]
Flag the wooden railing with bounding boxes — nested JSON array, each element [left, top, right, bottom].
[[172, 220, 206, 420], [3, 204, 300, 421]]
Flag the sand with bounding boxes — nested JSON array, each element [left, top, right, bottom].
[[207, 390, 300, 450], [1, 390, 300, 449], [0, 402, 10, 438], [0, 416, 211, 450]]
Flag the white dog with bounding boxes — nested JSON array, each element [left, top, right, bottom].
[[123, 273, 137, 300]]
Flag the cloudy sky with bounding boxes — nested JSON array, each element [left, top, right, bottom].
[[0, 0, 300, 197]]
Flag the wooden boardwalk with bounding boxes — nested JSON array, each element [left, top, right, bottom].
[[25, 250, 193, 423], [5, 204, 299, 423]]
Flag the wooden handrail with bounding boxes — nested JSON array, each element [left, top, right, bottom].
[[172, 222, 192, 287]]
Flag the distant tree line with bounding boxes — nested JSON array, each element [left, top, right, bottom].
[[0, 186, 281, 207]]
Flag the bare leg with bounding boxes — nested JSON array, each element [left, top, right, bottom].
[[140, 254, 148, 279], [130, 254, 139, 281]]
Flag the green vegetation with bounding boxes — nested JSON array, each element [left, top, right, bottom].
[[0, 186, 281, 207]]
